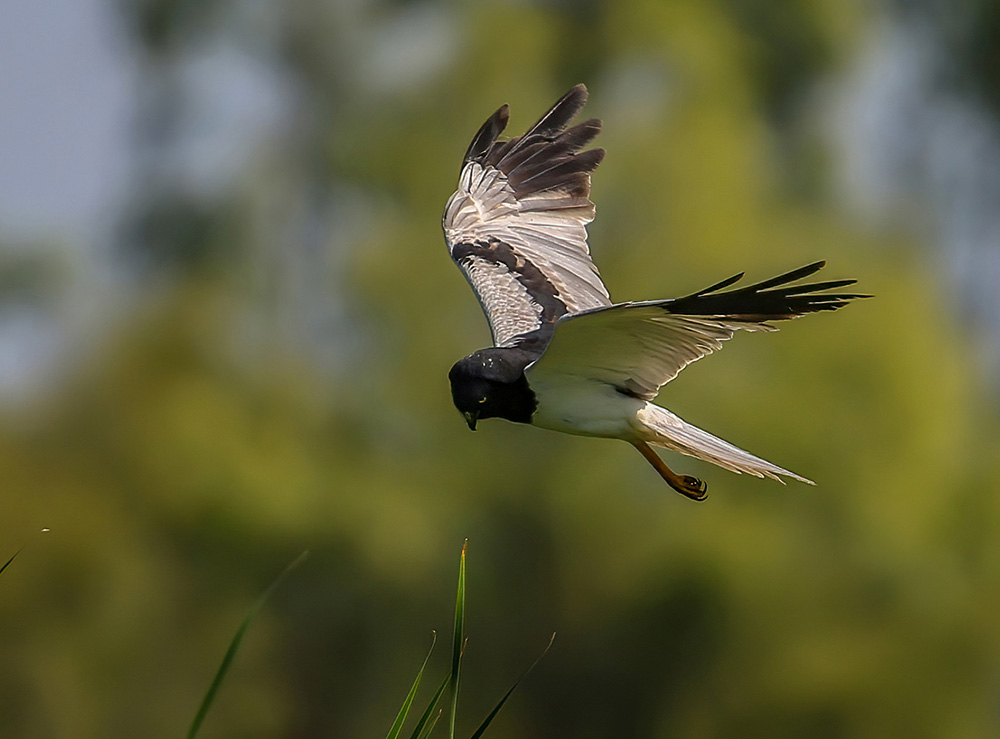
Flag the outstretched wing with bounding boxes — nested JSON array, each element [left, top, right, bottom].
[[443, 84, 611, 350], [527, 261, 869, 399]]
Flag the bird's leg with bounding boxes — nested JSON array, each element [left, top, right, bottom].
[[631, 441, 708, 501]]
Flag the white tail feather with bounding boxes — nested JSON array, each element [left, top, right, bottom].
[[636, 404, 813, 484]]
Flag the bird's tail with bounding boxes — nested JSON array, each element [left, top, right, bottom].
[[636, 404, 813, 484]]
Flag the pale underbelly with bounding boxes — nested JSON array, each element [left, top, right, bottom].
[[528, 376, 646, 440]]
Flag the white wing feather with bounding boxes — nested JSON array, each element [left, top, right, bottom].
[[527, 303, 769, 399], [443, 85, 610, 349]]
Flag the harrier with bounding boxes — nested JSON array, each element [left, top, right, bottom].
[[443, 85, 866, 500]]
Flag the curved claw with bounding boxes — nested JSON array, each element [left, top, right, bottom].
[[631, 441, 710, 502], [675, 475, 708, 502]]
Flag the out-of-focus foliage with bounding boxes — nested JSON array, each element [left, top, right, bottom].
[[3, 0, 1000, 737]]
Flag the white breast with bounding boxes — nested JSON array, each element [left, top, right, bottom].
[[528, 373, 645, 440]]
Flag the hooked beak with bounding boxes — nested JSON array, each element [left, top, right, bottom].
[[463, 410, 479, 431]]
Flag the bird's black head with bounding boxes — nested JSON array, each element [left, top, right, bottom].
[[448, 348, 537, 430]]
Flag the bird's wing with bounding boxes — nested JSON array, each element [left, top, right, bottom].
[[526, 261, 868, 399], [443, 84, 611, 350]]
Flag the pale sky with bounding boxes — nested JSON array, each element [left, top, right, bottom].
[[0, 0, 133, 243]]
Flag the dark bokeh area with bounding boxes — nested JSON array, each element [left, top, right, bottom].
[[3, 1, 1000, 737]]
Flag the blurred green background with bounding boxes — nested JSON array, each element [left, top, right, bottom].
[[3, 0, 1000, 737]]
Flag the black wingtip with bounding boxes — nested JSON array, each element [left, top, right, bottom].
[[464, 103, 510, 165], [694, 271, 745, 296], [750, 261, 826, 291], [559, 84, 589, 106], [567, 83, 588, 103], [669, 261, 869, 320], [523, 84, 590, 140], [461, 85, 604, 200]]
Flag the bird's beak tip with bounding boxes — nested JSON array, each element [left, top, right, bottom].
[[463, 411, 478, 431]]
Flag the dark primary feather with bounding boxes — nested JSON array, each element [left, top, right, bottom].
[[468, 84, 605, 201], [462, 104, 509, 166], [520, 84, 591, 139], [665, 260, 871, 322]]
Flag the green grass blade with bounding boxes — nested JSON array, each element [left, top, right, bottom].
[[2, 529, 50, 579], [408, 671, 450, 739], [415, 707, 442, 739], [469, 633, 556, 739], [0, 548, 22, 578], [449, 540, 468, 739], [187, 551, 309, 739], [385, 632, 437, 739]]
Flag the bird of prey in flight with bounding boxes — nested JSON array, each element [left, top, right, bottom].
[[443, 84, 866, 501]]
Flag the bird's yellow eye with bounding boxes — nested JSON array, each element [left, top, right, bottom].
[[478, 397, 487, 404]]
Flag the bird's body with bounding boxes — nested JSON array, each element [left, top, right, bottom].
[[529, 373, 644, 440], [442, 84, 867, 500]]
